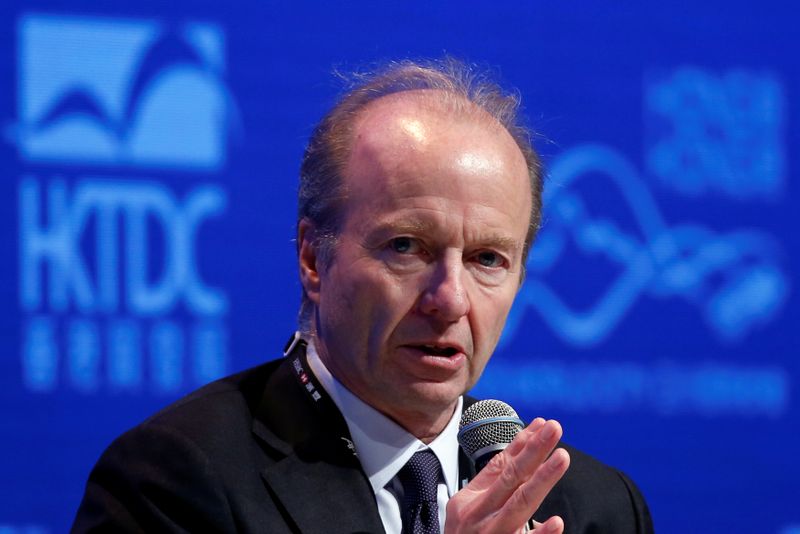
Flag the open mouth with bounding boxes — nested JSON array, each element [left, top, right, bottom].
[[411, 344, 460, 357]]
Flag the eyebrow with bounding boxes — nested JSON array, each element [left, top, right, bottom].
[[372, 220, 521, 254], [374, 219, 436, 235], [479, 235, 519, 253]]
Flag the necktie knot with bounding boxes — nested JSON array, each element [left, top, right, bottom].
[[397, 449, 441, 534]]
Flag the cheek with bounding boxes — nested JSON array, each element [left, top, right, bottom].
[[472, 287, 518, 347], [319, 281, 355, 321], [362, 263, 423, 302], [365, 273, 420, 324], [325, 263, 413, 327], [317, 266, 364, 336], [365, 273, 430, 348]]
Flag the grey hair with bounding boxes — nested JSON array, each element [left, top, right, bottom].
[[297, 57, 543, 331]]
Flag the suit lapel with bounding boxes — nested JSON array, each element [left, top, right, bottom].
[[262, 450, 384, 534], [252, 343, 385, 534]]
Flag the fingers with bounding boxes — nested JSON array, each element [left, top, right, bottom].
[[468, 419, 564, 519], [502, 417, 547, 458], [505, 420, 564, 486], [494, 447, 570, 532], [531, 515, 564, 534], [467, 417, 546, 492], [445, 417, 569, 534]]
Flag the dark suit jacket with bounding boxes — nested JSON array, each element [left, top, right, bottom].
[[72, 343, 654, 533]]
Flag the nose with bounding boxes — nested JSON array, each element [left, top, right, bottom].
[[418, 256, 470, 323]]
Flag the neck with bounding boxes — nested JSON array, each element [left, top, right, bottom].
[[391, 406, 457, 444]]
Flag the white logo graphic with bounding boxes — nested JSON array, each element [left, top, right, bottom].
[[15, 14, 234, 170]]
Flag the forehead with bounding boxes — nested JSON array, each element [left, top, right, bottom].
[[346, 90, 529, 189], [341, 90, 532, 243], [351, 90, 515, 151]]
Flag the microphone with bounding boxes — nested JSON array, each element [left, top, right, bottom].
[[457, 399, 525, 472]]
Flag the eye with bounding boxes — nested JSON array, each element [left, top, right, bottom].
[[474, 250, 506, 268], [389, 237, 421, 254]]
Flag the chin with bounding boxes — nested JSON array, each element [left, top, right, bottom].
[[403, 381, 465, 410]]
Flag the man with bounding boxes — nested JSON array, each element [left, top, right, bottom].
[[73, 59, 653, 533]]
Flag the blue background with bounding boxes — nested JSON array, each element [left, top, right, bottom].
[[1, 1, 797, 532]]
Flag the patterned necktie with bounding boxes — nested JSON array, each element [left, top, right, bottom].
[[397, 449, 442, 534]]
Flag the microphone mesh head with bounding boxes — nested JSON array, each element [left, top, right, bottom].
[[458, 399, 523, 458]]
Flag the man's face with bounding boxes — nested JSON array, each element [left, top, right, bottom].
[[301, 93, 532, 434]]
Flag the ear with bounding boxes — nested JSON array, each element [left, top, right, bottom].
[[298, 218, 322, 304]]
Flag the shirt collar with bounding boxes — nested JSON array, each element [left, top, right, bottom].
[[305, 337, 463, 497]]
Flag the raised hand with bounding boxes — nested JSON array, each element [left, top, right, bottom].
[[445, 418, 570, 534]]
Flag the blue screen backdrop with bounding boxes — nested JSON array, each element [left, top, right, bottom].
[[0, 1, 797, 532]]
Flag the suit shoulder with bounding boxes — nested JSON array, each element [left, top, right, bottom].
[[539, 443, 654, 533], [560, 443, 625, 484], [136, 358, 282, 436], [73, 359, 287, 532]]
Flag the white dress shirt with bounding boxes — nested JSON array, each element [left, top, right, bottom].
[[306, 340, 463, 534]]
